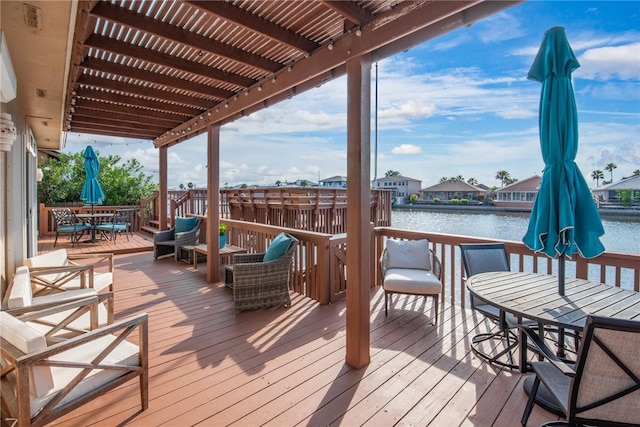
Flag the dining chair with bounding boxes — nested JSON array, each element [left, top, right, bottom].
[[521, 315, 640, 427], [95, 209, 132, 243], [460, 243, 524, 369], [50, 208, 91, 247]]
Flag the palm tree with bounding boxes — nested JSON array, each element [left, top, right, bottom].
[[495, 170, 510, 187], [591, 170, 604, 187], [633, 170, 640, 177], [440, 177, 449, 182], [453, 175, 464, 182], [467, 177, 478, 185], [604, 162, 617, 182]]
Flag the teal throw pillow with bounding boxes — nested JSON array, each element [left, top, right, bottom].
[[174, 216, 197, 234], [263, 233, 294, 262]]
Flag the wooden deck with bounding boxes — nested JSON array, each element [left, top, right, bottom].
[[37, 231, 154, 256], [41, 249, 558, 427]]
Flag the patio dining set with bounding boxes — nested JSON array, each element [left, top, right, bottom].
[[50, 207, 135, 247]]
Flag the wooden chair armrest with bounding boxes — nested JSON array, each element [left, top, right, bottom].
[[7, 296, 99, 320], [19, 313, 148, 361], [519, 325, 575, 377], [68, 253, 114, 272]]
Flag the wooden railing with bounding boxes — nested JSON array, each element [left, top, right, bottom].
[[139, 191, 160, 229], [209, 220, 639, 307], [221, 188, 392, 234], [373, 228, 640, 309]]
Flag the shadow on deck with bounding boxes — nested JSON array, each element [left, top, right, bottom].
[[45, 251, 555, 426]]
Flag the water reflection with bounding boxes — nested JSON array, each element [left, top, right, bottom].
[[391, 210, 640, 255]]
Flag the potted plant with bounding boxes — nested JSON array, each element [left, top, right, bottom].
[[219, 223, 229, 248]]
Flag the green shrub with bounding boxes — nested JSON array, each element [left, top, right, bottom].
[[433, 198, 440, 203], [451, 198, 459, 204], [460, 198, 469, 204]]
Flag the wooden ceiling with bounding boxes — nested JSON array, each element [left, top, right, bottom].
[[64, 0, 519, 148]]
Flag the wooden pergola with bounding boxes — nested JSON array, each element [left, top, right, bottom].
[[62, 0, 520, 368]]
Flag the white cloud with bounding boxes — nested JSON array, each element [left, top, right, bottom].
[[392, 144, 422, 155], [577, 43, 640, 80]]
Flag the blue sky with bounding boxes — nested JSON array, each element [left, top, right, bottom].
[[64, 1, 640, 190]]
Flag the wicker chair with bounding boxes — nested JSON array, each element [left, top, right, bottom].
[[153, 217, 202, 261], [232, 233, 299, 313]]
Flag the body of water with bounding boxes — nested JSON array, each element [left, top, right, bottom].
[[391, 209, 640, 255]]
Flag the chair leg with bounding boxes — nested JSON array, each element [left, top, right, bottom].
[[433, 295, 439, 325], [521, 375, 540, 426], [384, 291, 388, 316]]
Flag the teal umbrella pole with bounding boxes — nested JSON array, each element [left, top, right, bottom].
[[522, 27, 605, 296]]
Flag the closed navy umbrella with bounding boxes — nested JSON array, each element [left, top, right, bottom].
[[80, 146, 105, 215], [523, 27, 605, 295]]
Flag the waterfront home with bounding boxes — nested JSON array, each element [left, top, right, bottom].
[[372, 175, 422, 205], [420, 179, 487, 203], [593, 175, 640, 207], [494, 175, 541, 209], [320, 175, 348, 188]]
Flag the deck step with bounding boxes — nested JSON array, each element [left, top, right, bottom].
[[140, 225, 159, 235]]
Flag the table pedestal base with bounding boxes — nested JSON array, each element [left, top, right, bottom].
[[523, 375, 564, 417]]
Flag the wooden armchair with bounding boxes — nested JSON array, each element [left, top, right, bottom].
[[153, 217, 202, 261], [3, 266, 114, 341], [232, 233, 299, 313], [0, 310, 148, 427], [25, 249, 114, 294]]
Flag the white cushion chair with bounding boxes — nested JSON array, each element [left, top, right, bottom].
[[0, 310, 148, 427], [380, 239, 442, 325], [25, 249, 114, 295], [2, 266, 113, 341]]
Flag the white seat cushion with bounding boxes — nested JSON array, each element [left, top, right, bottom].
[[0, 312, 55, 398], [383, 268, 441, 295], [31, 335, 140, 417], [25, 249, 69, 283]]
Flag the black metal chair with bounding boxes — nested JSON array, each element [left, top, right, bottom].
[[50, 208, 91, 247], [521, 315, 640, 427], [460, 243, 525, 369], [95, 209, 132, 242]]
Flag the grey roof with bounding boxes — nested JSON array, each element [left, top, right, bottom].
[[594, 175, 640, 191]]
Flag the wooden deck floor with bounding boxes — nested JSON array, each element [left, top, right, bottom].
[[37, 231, 154, 256], [41, 249, 559, 427]]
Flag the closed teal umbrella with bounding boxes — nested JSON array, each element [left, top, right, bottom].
[[80, 146, 105, 214], [522, 27, 605, 295]]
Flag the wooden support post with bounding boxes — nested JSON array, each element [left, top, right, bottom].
[[345, 56, 371, 369], [206, 124, 221, 283], [159, 146, 168, 231]]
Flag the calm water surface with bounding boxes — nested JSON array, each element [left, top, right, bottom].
[[391, 209, 640, 255]]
